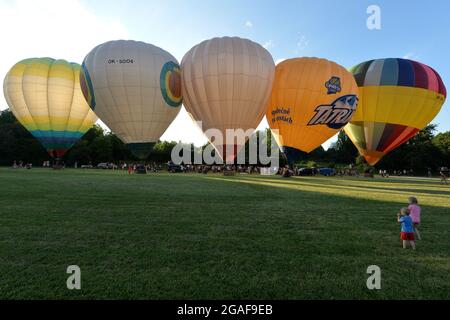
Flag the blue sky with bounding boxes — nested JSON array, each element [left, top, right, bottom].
[[1, 0, 449, 147], [86, 0, 450, 145]]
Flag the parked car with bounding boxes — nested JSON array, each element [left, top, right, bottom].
[[97, 163, 109, 169], [135, 164, 147, 174], [318, 167, 336, 176], [168, 163, 182, 173], [80, 164, 93, 169], [298, 168, 317, 176], [97, 163, 117, 169]]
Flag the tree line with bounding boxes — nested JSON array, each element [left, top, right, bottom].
[[1, 109, 449, 174]]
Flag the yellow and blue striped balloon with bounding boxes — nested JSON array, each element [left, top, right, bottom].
[[3, 58, 98, 158]]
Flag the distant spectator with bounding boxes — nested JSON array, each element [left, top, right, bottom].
[[440, 166, 448, 185], [282, 166, 292, 178]]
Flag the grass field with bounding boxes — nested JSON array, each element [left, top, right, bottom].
[[0, 167, 449, 300]]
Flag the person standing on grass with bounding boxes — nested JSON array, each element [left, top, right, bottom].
[[408, 197, 421, 240], [397, 207, 416, 250], [440, 166, 448, 185]]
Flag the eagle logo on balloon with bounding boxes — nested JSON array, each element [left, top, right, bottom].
[[308, 94, 358, 129]]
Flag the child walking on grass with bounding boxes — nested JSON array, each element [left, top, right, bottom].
[[397, 207, 416, 250], [408, 196, 421, 240]]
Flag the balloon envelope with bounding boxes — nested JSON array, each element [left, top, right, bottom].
[[266, 57, 359, 163], [344, 58, 447, 165], [80, 40, 182, 159], [181, 36, 275, 162], [3, 58, 98, 158]]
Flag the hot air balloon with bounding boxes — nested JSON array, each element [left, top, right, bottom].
[[344, 58, 447, 165], [181, 36, 275, 163], [266, 58, 359, 163], [3, 58, 98, 158], [80, 40, 182, 159]]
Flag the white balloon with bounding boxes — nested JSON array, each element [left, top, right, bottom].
[[81, 40, 182, 159], [181, 36, 275, 162]]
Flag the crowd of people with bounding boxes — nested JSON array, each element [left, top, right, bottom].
[[9, 159, 450, 185], [392, 169, 415, 176], [122, 163, 161, 174], [10, 160, 32, 169], [336, 167, 362, 177], [168, 164, 266, 175]]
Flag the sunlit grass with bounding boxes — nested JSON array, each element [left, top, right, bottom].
[[206, 175, 450, 208]]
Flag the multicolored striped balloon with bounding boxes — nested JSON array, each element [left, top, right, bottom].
[[344, 58, 446, 165], [3, 58, 98, 158]]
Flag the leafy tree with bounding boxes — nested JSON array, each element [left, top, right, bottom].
[[151, 140, 178, 162], [109, 133, 133, 161], [1, 108, 449, 174], [0, 109, 48, 166], [326, 130, 358, 164], [376, 124, 444, 174], [65, 140, 92, 165], [433, 131, 450, 163], [355, 155, 373, 172]]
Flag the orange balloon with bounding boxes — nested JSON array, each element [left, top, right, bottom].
[[266, 57, 359, 161]]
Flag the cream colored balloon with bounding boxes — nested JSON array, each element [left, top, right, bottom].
[[80, 40, 182, 159], [181, 36, 275, 162]]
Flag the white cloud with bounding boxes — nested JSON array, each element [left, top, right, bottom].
[[275, 58, 286, 65], [403, 52, 419, 60], [297, 35, 309, 51], [0, 0, 209, 147], [263, 40, 274, 49], [0, 0, 129, 111], [245, 20, 253, 28]]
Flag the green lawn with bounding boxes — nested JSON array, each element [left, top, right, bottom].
[[0, 168, 449, 299]]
